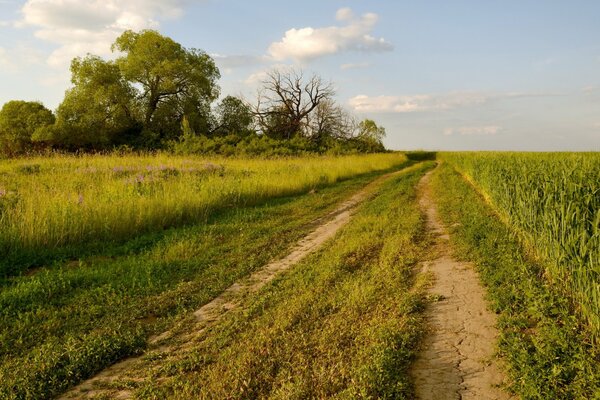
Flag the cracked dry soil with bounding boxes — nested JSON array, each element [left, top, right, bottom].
[[411, 170, 515, 400]]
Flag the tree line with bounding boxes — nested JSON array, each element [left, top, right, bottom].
[[0, 30, 387, 157]]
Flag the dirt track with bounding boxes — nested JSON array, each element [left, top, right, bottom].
[[411, 170, 514, 400], [59, 166, 411, 399]]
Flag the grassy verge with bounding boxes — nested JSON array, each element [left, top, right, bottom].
[[0, 164, 410, 400], [431, 163, 600, 399], [122, 162, 435, 399]]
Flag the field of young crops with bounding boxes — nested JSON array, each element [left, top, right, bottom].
[[0, 153, 407, 278], [442, 152, 600, 337]]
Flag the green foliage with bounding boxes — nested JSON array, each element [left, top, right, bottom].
[[112, 29, 220, 141], [1, 31, 390, 155], [213, 95, 254, 136], [352, 119, 387, 152], [35, 56, 138, 150], [0, 101, 55, 155], [431, 162, 600, 399]]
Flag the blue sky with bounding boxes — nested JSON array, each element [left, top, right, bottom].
[[1, 0, 599, 150]]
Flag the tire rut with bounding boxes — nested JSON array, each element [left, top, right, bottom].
[[411, 169, 515, 400]]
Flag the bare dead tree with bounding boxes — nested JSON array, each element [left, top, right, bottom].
[[306, 99, 356, 143], [253, 69, 335, 139]]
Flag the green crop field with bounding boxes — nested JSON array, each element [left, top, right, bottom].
[[442, 152, 600, 337], [434, 153, 600, 398]]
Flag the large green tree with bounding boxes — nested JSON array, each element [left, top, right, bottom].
[[212, 96, 254, 136], [112, 29, 220, 140], [0, 100, 54, 155], [34, 56, 138, 149]]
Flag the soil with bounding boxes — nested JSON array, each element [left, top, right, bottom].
[[411, 170, 515, 400], [59, 167, 411, 399]]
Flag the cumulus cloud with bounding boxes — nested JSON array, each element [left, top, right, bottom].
[[268, 8, 392, 62], [443, 126, 501, 136], [348, 92, 490, 113], [15, 0, 189, 68]]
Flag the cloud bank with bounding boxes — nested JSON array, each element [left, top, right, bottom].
[[17, 0, 189, 68], [268, 8, 392, 62], [348, 92, 490, 113]]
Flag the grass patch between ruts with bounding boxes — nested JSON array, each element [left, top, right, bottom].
[[122, 162, 435, 399]]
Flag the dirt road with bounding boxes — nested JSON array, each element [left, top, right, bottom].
[[60, 166, 415, 399], [411, 170, 514, 400]]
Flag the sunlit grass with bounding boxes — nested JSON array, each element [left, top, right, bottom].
[[0, 152, 408, 277]]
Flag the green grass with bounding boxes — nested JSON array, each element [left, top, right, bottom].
[[0, 162, 413, 400], [431, 162, 600, 399], [0, 152, 408, 277], [441, 152, 600, 337], [123, 162, 435, 399]]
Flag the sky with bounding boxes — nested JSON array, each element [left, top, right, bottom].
[[1, 0, 599, 151]]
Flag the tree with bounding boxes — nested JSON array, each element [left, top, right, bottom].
[[212, 96, 254, 136], [352, 119, 386, 152], [35, 55, 138, 149], [307, 99, 354, 145], [254, 69, 334, 139], [112, 30, 220, 140], [0, 101, 54, 155]]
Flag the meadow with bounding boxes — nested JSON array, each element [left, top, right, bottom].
[[1, 151, 598, 399], [0, 153, 414, 399], [0, 153, 407, 278]]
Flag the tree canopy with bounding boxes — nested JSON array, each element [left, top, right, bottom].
[[0, 31, 389, 156], [0, 101, 55, 155]]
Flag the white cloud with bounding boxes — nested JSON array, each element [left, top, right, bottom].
[[340, 62, 370, 70], [348, 92, 489, 113], [348, 91, 557, 113], [443, 126, 501, 136], [268, 8, 392, 62], [0, 43, 45, 72], [335, 7, 354, 21], [15, 0, 189, 68]]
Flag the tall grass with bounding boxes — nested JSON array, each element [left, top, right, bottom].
[[0, 153, 407, 277], [442, 152, 600, 338]]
